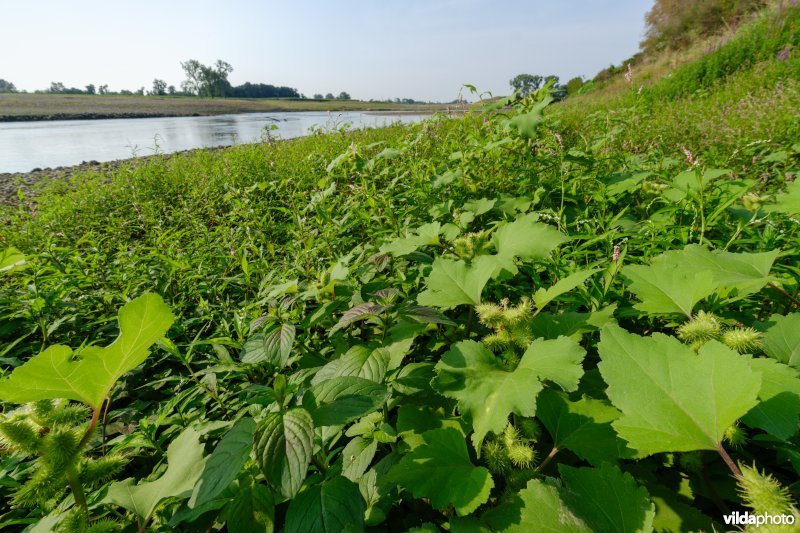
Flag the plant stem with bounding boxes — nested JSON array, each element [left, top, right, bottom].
[[769, 282, 800, 308], [536, 446, 559, 473], [716, 442, 742, 478], [65, 463, 88, 513], [78, 405, 102, 450]]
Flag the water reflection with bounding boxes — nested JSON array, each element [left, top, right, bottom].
[[0, 111, 429, 173]]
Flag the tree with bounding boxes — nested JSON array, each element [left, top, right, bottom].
[[98, 84, 109, 95], [168, 85, 176, 95], [566, 76, 584, 96], [151, 79, 167, 95], [337, 91, 351, 100], [509, 74, 543, 96], [313, 93, 323, 99], [49, 81, 66, 94], [180, 59, 234, 97], [324, 92, 334, 99], [85, 84, 96, 95], [0, 79, 17, 93]]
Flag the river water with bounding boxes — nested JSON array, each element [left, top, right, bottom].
[[0, 111, 430, 173]]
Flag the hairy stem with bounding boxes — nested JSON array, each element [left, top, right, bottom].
[[65, 463, 88, 512], [536, 446, 559, 473], [717, 442, 742, 478]]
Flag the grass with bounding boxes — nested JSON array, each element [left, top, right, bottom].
[[0, 93, 445, 121], [1, 3, 800, 531]]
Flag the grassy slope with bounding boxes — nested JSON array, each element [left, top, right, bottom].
[[0, 93, 444, 120]]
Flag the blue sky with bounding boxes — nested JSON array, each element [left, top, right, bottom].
[[4, 0, 653, 101]]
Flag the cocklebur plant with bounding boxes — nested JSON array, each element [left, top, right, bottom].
[[475, 298, 533, 353], [677, 311, 763, 353], [0, 294, 174, 526]]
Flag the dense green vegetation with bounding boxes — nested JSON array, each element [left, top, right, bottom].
[[1, 3, 800, 531]]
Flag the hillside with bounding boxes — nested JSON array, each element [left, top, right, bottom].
[[1, 2, 799, 531]]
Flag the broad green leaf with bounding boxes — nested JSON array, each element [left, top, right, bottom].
[[482, 478, 588, 532], [623, 246, 778, 316], [384, 428, 494, 516], [224, 480, 275, 533], [491, 214, 567, 275], [241, 322, 295, 368], [760, 313, 800, 368], [673, 245, 778, 299], [559, 463, 655, 533], [531, 306, 617, 341], [598, 325, 761, 454], [622, 263, 715, 317], [417, 256, 496, 309], [433, 340, 542, 449], [379, 222, 441, 256], [504, 93, 553, 139], [341, 436, 378, 482], [533, 269, 600, 309], [0, 246, 26, 273], [190, 418, 256, 509], [330, 303, 388, 333], [537, 389, 633, 466], [104, 426, 206, 521], [764, 180, 800, 215], [0, 293, 174, 408], [285, 476, 365, 533], [313, 346, 390, 384], [519, 336, 586, 392], [603, 171, 651, 197], [742, 358, 800, 439], [302, 376, 390, 426], [253, 408, 315, 499], [481, 479, 590, 533]]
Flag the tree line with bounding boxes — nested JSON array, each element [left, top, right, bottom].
[[0, 59, 354, 100]]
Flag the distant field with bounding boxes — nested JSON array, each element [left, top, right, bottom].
[[0, 93, 445, 121]]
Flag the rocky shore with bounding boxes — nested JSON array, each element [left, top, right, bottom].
[[0, 160, 114, 205]]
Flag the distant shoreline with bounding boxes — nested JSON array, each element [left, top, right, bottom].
[[0, 93, 446, 123]]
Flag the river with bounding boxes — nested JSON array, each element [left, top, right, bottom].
[[0, 111, 430, 173]]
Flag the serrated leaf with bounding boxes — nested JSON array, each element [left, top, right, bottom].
[[742, 358, 800, 439], [330, 303, 388, 333], [674, 245, 778, 299], [481, 478, 589, 532], [433, 340, 543, 449], [104, 426, 206, 521], [253, 408, 315, 499], [384, 428, 493, 516], [241, 322, 295, 368], [622, 263, 715, 317], [190, 418, 256, 509], [303, 376, 390, 426], [417, 256, 496, 309], [0, 293, 174, 408], [533, 269, 600, 309], [537, 389, 632, 466], [598, 325, 761, 454], [285, 476, 365, 533], [224, 480, 275, 533], [342, 437, 378, 482], [760, 313, 800, 368], [519, 336, 586, 392], [491, 214, 567, 275], [559, 463, 655, 533], [623, 246, 778, 316], [313, 346, 390, 384]]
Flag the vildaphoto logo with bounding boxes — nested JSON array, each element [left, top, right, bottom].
[[723, 511, 796, 527]]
